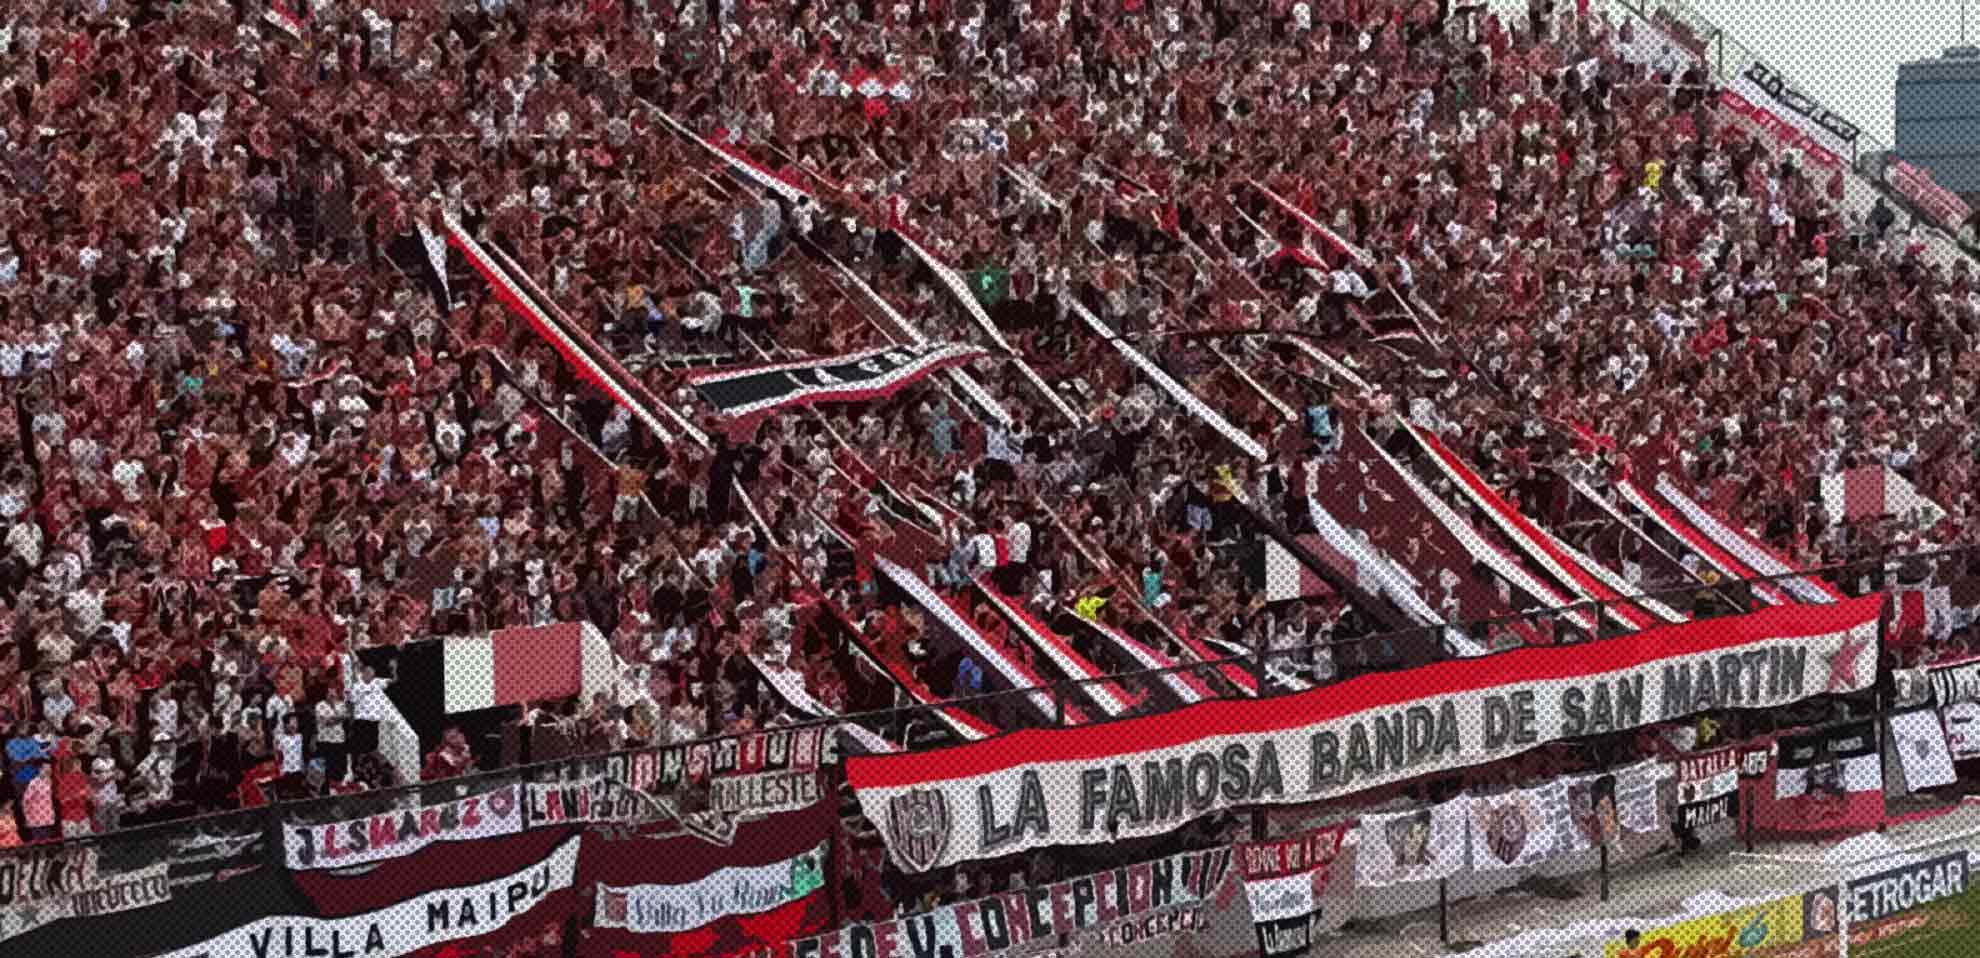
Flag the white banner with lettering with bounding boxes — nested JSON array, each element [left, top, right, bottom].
[[847, 597, 1881, 871], [155, 835, 580, 958], [593, 839, 829, 934], [1725, 61, 1859, 168], [284, 785, 524, 870]]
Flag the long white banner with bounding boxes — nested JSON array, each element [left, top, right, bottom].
[[284, 785, 524, 871], [595, 839, 828, 934], [158, 835, 581, 958], [847, 596, 1882, 871]]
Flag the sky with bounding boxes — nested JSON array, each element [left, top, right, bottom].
[[1669, 0, 1973, 146]]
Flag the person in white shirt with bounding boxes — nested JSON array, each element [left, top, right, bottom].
[[343, 657, 396, 771], [315, 689, 349, 782], [277, 713, 305, 779]]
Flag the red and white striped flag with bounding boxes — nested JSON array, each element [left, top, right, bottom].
[[1820, 465, 1945, 526], [264, 0, 309, 40]]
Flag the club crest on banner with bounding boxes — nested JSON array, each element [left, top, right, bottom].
[[887, 789, 953, 872], [1478, 798, 1531, 866], [601, 888, 629, 925]]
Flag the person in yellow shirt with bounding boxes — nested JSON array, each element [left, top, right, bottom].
[[1644, 160, 1665, 190]]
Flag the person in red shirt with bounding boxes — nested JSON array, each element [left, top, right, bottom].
[[422, 727, 477, 782], [54, 752, 94, 839]]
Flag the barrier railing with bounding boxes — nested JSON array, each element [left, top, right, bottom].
[[10, 543, 1976, 881]]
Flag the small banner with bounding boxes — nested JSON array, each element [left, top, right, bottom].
[[1888, 709, 1958, 792], [1928, 655, 1980, 758], [690, 342, 989, 425], [791, 846, 1233, 958], [1770, 720, 1885, 832], [593, 839, 829, 935], [1561, 760, 1663, 851], [283, 784, 524, 871], [1236, 823, 1352, 958], [1674, 747, 1740, 831], [1468, 780, 1568, 871], [1355, 797, 1470, 888]]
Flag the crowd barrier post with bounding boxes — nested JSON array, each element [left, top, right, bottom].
[[825, 760, 847, 931], [1438, 878, 1451, 945]]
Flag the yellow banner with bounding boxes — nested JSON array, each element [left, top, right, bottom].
[[1604, 895, 1806, 958]]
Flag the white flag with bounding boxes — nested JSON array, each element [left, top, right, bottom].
[[1356, 797, 1470, 888], [1889, 709, 1957, 792]]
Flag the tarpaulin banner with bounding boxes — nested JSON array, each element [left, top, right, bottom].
[[1928, 655, 1980, 758], [1760, 720, 1885, 834], [1887, 709, 1958, 792], [1675, 747, 1740, 831], [283, 785, 524, 871], [0, 859, 170, 943], [155, 834, 581, 958], [593, 839, 828, 934], [847, 595, 1882, 871], [1727, 60, 1859, 164], [1469, 781, 1569, 871], [1237, 824, 1352, 958], [1562, 760, 1664, 851], [1719, 86, 1845, 170], [0, 844, 100, 909], [1601, 893, 1805, 958], [1885, 161, 1973, 231], [525, 775, 651, 828], [577, 799, 837, 958], [590, 726, 829, 842], [791, 847, 1233, 958], [1355, 797, 1470, 889], [689, 343, 990, 424]]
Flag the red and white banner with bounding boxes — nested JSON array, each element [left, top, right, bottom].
[[1359, 426, 1596, 636], [1727, 60, 1860, 165], [974, 579, 1138, 717], [1650, 474, 1843, 604], [263, 1, 308, 40], [846, 594, 1882, 871], [1405, 423, 1682, 629], [1756, 721, 1885, 834], [1063, 297, 1267, 461], [444, 216, 706, 447], [1719, 87, 1845, 170], [1615, 478, 1794, 606], [1821, 465, 1945, 528], [1887, 161, 1973, 231], [1237, 823, 1352, 958], [578, 800, 837, 958], [443, 621, 617, 714]]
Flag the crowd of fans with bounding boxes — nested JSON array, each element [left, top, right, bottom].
[[2, 0, 1978, 862]]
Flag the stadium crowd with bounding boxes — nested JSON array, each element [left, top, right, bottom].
[[2, 0, 1978, 861]]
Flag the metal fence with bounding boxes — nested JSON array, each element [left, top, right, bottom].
[[11, 543, 1975, 889]]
